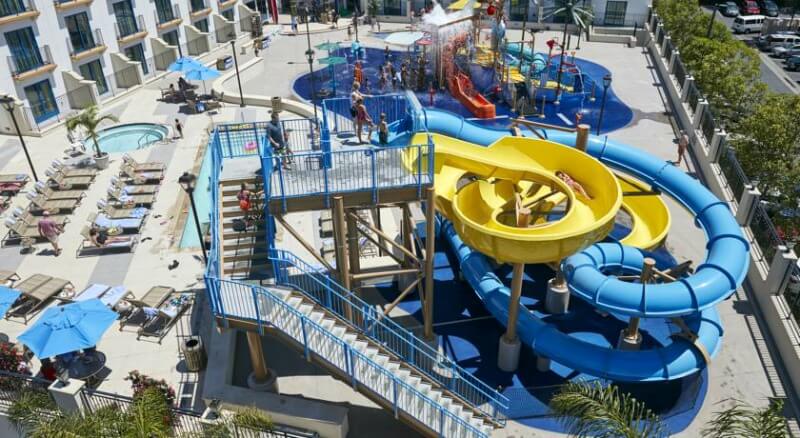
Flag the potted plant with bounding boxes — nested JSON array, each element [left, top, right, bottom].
[[65, 105, 118, 170]]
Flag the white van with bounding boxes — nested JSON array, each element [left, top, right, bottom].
[[732, 15, 765, 33], [757, 33, 800, 50]]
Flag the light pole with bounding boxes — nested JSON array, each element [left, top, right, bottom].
[[230, 40, 245, 107], [596, 73, 611, 136], [304, 6, 319, 124], [706, 7, 717, 38], [179, 172, 207, 263], [0, 96, 38, 182], [554, 0, 572, 101], [353, 7, 360, 42]]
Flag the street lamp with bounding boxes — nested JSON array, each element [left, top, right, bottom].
[[0, 96, 38, 182], [179, 171, 208, 263], [230, 40, 245, 107], [596, 73, 611, 136], [304, 6, 319, 124], [353, 7, 360, 42]]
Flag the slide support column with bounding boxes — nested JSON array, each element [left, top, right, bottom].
[[617, 258, 654, 350]]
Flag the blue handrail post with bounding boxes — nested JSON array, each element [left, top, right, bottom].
[[438, 407, 445, 437], [392, 379, 399, 419], [348, 346, 357, 388], [417, 144, 423, 198], [224, 127, 233, 157], [276, 162, 287, 213], [251, 286, 264, 334], [427, 135, 435, 184], [323, 153, 331, 207], [252, 123, 259, 155], [301, 317, 310, 360], [370, 150, 378, 203]]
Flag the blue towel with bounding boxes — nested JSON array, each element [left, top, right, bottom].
[[95, 214, 143, 229]]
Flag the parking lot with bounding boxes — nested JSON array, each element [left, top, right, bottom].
[[704, 6, 800, 94]]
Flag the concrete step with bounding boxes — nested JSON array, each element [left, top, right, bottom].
[[220, 176, 260, 187]]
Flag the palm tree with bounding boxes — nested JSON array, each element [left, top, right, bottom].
[[65, 105, 118, 168], [550, 381, 668, 438], [702, 398, 788, 438], [544, 0, 593, 99]]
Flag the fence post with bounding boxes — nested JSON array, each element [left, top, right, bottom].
[[767, 246, 799, 295], [692, 99, 707, 129], [649, 10, 657, 30], [708, 130, 727, 163], [49, 380, 88, 416], [736, 185, 761, 227], [661, 36, 671, 58], [224, 128, 233, 157], [668, 49, 680, 73], [655, 23, 664, 45], [681, 77, 694, 102]]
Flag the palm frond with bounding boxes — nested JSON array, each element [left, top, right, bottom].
[[702, 398, 788, 438], [550, 381, 667, 438]]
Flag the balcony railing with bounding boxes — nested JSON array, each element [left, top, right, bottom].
[[66, 28, 103, 57], [7, 44, 53, 77], [155, 2, 180, 24], [115, 14, 145, 40], [0, 0, 37, 18]]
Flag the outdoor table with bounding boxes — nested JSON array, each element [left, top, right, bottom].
[[68, 351, 106, 385]]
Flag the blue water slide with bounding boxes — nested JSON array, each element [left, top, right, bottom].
[[505, 43, 548, 73], [420, 108, 749, 380]]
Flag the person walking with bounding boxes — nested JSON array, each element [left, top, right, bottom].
[[37, 211, 63, 256], [174, 119, 183, 139], [675, 130, 689, 167]]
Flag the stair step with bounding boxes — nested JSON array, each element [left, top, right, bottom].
[[342, 332, 357, 343], [308, 311, 324, 323], [223, 253, 268, 263], [353, 340, 368, 352], [364, 347, 379, 358], [223, 262, 270, 275], [222, 230, 262, 240], [298, 304, 314, 315], [220, 177, 260, 187], [286, 297, 302, 308], [321, 318, 336, 330]]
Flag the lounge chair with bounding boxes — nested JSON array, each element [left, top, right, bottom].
[[51, 160, 98, 178], [119, 286, 175, 327], [12, 208, 70, 227], [122, 154, 165, 172], [138, 293, 193, 342], [0, 270, 20, 285], [107, 188, 156, 207], [111, 177, 159, 194], [35, 182, 85, 200], [119, 165, 164, 182], [87, 211, 144, 234], [96, 200, 149, 220], [0, 174, 29, 195], [45, 169, 94, 189], [3, 218, 48, 243], [70, 284, 133, 309], [27, 193, 81, 214], [7, 274, 73, 322], [77, 226, 138, 256]]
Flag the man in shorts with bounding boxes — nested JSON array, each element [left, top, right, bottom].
[[267, 112, 292, 169], [37, 211, 63, 256]]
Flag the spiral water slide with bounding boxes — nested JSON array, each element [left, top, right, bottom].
[[407, 108, 748, 380]]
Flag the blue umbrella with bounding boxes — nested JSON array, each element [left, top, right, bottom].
[[184, 66, 222, 81], [0, 286, 21, 318], [168, 57, 202, 73], [18, 299, 117, 359]]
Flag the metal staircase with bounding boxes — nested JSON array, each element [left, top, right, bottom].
[[209, 250, 508, 437], [218, 177, 270, 279]]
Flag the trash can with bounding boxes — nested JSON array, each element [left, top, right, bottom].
[[182, 336, 207, 372], [271, 96, 282, 113]]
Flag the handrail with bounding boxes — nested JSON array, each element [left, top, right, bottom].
[[269, 249, 509, 424], [209, 278, 491, 437]]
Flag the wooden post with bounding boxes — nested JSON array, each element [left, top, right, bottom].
[[576, 124, 590, 151], [423, 187, 436, 341], [346, 211, 361, 291], [626, 257, 655, 340], [504, 203, 531, 342], [333, 196, 352, 320], [373, 207, 385, 256], [246, 331, 269, 382], [402, 204, 416, 267]]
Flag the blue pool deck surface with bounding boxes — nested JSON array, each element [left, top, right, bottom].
[[86, 123, 169, 154], [179, 144, 213, 248], [292, 47, 634, 135], [358, 224, 705, 433]]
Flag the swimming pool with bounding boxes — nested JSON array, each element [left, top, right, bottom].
[[179, 145, 212, 248], [86, 123, 169, 154]]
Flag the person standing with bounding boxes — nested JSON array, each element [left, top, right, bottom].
[[37, 211, 63, 256], [350, 81, 364, 122], [174, 119, 183, 139], [267, 112, 292, 169], [675, 130, 689, 167], [291, 14, 298, 33], [355, 98, 374, 144]]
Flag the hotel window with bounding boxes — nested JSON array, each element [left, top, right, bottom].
[[24, 80, 58, 123], [4, 27, 42, 73], [79, 59, 109, 95]]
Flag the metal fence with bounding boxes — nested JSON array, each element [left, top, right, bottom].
[[322, 94, 410, 136], [699, 108, 716, 144], [673, 57, 687, 89], [751, 205, 785, 262], [663, 38, 673, 64], [686, 81, 701, 115], [717, 146, 749, 202], [215, 119, 319, 158]]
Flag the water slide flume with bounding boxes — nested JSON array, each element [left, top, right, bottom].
[[404, 108, 748, 381]]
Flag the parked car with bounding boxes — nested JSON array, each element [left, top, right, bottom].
[[773, 43, 800, 58], [786, 55, 800, 71], [756, 33, 800, 50], [718, 1, 740, 16], [757, 0, 780, 16], [733, 14, 766, 33], [738, 0, 761, 15]]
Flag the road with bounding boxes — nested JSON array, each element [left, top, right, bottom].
[[704, 6, 800, 94]]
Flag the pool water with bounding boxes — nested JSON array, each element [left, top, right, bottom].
[[86, 123, 169, 154], [179, 145, 212, 248], [292, 47, 633, 134]]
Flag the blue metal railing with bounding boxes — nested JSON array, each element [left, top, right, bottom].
[[322, 94, 411, 136], [264, 144, 433, 211], [217, 119, 318, 158], [204, 128, 222, 314], [269, 249, 509, 425], [207, 278, 491, 437]]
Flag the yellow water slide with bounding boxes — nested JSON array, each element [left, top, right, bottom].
[[407, 133, 670, 263]]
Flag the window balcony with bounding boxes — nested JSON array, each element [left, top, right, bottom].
[[53, 0, 93, 12], [67, 28, 106, 61], [188, 0, 209, 18], [115, 14, 147, 43], [218, 0, 236, 10], [8, 44, 56, 81], [155, 3, 182, 30], [0, 0, 40, 26]]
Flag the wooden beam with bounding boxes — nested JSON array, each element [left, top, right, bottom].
[[504, 206, 530, 342], [352, 268, 421, 281], [423, 187, 436, 341], [346, 212, 361, 290], [333, 196, 353, 321], [352, 221, 408, 267], [625, 257, 655, 340], [348, 211, 421, 265], [246, 331, 269, 381], [382, 276, 423, 317], [274, 215, 335, 273]]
